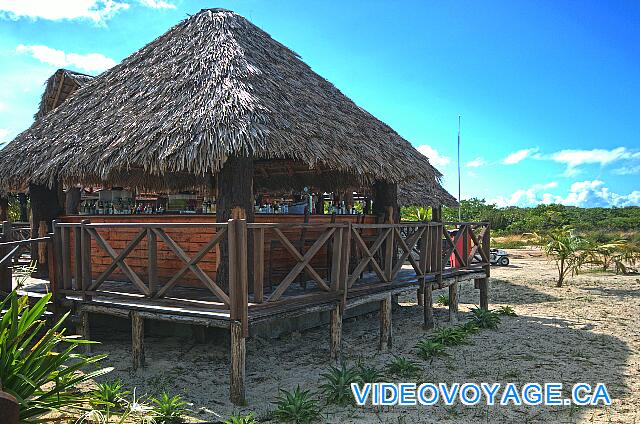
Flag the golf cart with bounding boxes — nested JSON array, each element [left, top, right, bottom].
[[490, 248, 510, 266]]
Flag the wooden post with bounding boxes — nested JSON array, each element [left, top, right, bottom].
[[449, 281, 459, 323], [379, 293, 392, 351], [330, 227, 343, 290], [0, 221, 13, 293], [61, 226, 71, 290], [147, 228, 157, 296], [77, 310, 91, 354], [216, 156, 254, 291], [330, 304, 342, 360], [0, 195, 7, 222], [229, 219, 249, 337], [18, 193, 28, 222], [479, 223, 491, 310], [230, 321, 246, 405], [424, 282, 434, 329], [29, 183, 63, 275], [65, 187, 81, 214], [131, 311, 145, 371], [253, 227, 264, 303], [0, 391, 19, 424], [80, 219, 92, 300], [73, 225, 82, 290]]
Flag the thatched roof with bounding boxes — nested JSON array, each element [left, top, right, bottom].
[[0, 8, 454, 206], [398, 174, 458, 207], [35, 69, 93, 119]]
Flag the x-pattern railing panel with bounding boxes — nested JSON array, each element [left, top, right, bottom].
[[266, 226, 336, 302]]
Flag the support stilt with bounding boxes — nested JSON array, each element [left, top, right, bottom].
[[230, 321, 246, 405], [478, 278, 489, 310], [449, 281, 459, 322], [424, 283, 434, 329], [131, 312, 145, 371], [330, 304, 342, 360], [379, 293, 392, 351], [77, 311, 91, 354]]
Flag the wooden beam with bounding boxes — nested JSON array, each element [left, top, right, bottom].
[[230, 321, 246, 405], [131, 311, 145, 371], [379, 293, 392, 351]]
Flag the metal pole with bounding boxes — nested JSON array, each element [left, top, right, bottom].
[[457, 115, 462, 221]]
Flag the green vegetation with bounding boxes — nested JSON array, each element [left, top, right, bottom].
[[542, 227, 584, 286], [435, 294, 449, 306], [319, 363, 359, 406], [151, 392, 188, 423], [470, 308, 502, 329], [0, 291, 112, 422], [497, 306, 518, 317], [356, 363, 384, 384], [223, 413, 258, 424], [430, 327, 469, 346], [415, 339, 449, 360], [385, 356, 421, 378], [92, 379, 131, 411], [273, 386, 321, 424]]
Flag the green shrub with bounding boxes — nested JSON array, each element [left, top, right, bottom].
[[386, 356, 420, 378], [151, 392, 188, 423], [431, 326, 469, 346], [356, 363, 384, 384], [497, 306, 517, 317], [274, 386, 321, 424], [416, 340, 448, 360], [0, 291, 111, 422], [435, 294, 449, 306], [92, 379, 131, 410], [471, 308, 501, 329], [320, 363, 359, 406], [223, 412, 258, 424], [460, 320, 481, 334]]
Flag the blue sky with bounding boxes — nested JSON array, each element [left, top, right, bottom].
[[0, 0, 638, 207]]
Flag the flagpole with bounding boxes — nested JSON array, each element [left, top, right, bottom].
[[457, 115, 461, 221]]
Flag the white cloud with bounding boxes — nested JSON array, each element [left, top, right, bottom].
[[0, 128, 9, 140], [0, 0, 175, 24], [465, 157, 485, 168], [417, 144, 451, 167], [0, 0, 129, 24], [503, 148, 538, 165], [491, 179, 639, 208], [0, 101, 6, 112], [550, 147, 640, 176], [612, 164, 640, 175], [138, 0, 175, 9], [16, 44, 116, 73]]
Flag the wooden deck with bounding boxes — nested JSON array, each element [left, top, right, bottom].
[[3, 218, 491, 405]]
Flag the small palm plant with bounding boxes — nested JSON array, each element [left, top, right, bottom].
[[0, 291, 112, 422], [431, 327, 468, 346], [151, 392, 188, 423], [470, 307, 501, 329], [273, 386, 321, 424], [543, 226, 583, 287], [92, 379, 131, 410], [416, 339, 448, 361], [497, 306, 517, 317], [320, 363, 360, 406], [356, 363, 384, 384], [386, 356, 421, 379], [223, 412, 258, 424], [435, 294, 449, 306]]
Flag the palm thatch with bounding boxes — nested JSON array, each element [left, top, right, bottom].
[[0, 8, 453, 206], [35, 69, 93, 119], [398, 173, 458, 207]]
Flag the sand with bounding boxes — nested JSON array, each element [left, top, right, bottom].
[[87, 248, 640, 423]]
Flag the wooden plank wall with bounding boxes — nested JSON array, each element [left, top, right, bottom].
[[60, 214, 375, 290]]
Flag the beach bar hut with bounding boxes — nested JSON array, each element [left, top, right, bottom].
[[0, 9, 488, 404]]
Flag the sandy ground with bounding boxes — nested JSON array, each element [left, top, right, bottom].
[[86, 249, 640, 423]]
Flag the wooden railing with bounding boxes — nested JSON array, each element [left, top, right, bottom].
[[51, 219, 490, 334], [0, 221, 54, 293]]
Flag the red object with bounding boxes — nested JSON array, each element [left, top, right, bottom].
[[450, 230, 472, 268]]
